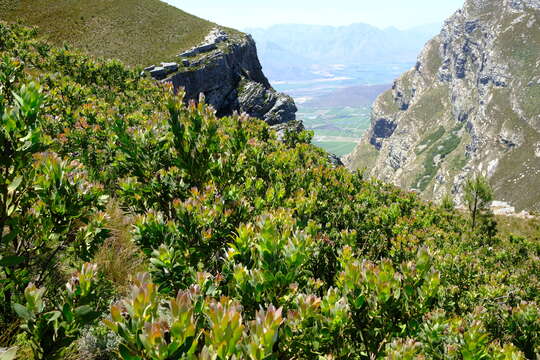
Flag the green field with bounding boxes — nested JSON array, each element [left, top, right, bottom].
[[298, 105, 371, 156], [312, 141, 359, 156]]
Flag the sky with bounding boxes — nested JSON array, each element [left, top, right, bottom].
[[165, 0, 465, 30]]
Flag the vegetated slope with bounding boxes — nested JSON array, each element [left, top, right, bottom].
[[0, 0, 298, 126], [0, 0, 220, 66], [344, 0, 540, 212], [0, 23, 539, 359]]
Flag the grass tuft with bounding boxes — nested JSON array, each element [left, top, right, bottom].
[[92, 202, 145, 294]]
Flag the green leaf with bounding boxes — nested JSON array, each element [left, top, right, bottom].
[[2, 231, 17, 244], [0, 347, 18, 360], [0, 256, 25, 267], [62, 303, 73, 323], [13, 303, 32, 321], [6, 205, 15, 217], [46, 310, 62, 324], [7, 175, 22, 194], [119, 344, 141, 360], [74, 305, 93, 317], [74, 305, 99, 323]]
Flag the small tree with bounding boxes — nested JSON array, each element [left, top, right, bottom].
[[441, 193, 455, 212], [463, 175, 493, 231]]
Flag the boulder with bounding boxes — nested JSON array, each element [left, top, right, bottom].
[[161, 62, 178, 72], [149, 66, 168, 80], [491, 201, 516, 216], [204, 28, 228, 44]]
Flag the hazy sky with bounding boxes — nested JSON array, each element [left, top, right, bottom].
[[165, 0, 465, 29]]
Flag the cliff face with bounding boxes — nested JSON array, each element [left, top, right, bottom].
[[344, 0, 540, 211], [145, 29, 298, 127]]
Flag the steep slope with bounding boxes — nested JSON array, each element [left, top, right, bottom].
[[0, 0, 297, 125], [0, 0, 217, 66], [345, 0, 540, 211], [163, 30, 297, 125]]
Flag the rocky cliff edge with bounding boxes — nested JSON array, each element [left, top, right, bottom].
[[142, 28, 299, 129], [344, 0, 540, 211]]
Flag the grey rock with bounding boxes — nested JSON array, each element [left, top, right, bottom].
[[369, 118, 397, 150], [180, 43, 217, 57], [149, 66, 168, 80], [499, 129, 523, 149], [143, 28, 298, 128], [179, 28, 228, 58], [271, 120, 305, 141], [328, 153, 344, 166], [166, 33, 297, 125], [146, 63, 179, 80], [204, 28, 228, 44], [161, 62, 178, 72], [238, 81, 296, 125], [345, 0, 540, 212], [387, 143, 408, 170]]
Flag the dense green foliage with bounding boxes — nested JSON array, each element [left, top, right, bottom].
[[0, 23, 539, 359]]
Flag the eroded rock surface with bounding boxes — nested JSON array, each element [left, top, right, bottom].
[[344, 0, 540, 211], [143, 28, 297, 126]]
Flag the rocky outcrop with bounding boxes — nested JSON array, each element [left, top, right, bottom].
[[142, 28, 297, 126], [237, 81, 296, 125], [369, 118, 398, 150], [344, 0, 540, 211], [179, 28, 228, 58], [144, 63, 179, 80]]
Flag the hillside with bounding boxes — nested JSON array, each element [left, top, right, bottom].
[[0, 0, 299, 127], [344, 0, 540, 212], [0, 22, 539, 360], [0, 0, 222, 66]]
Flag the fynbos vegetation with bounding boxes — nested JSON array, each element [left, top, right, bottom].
[[0, 23, 538, 359]]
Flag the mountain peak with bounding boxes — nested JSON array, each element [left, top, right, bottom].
[[344, 0, 540, 211]]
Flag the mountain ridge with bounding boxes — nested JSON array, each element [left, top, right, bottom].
[[0, 0, 299, 126], [0, 0, 223, 66], [245, 22, 441, 74], [344, 0, 540, 211]]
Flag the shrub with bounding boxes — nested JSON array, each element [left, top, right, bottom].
[[104, 273, 284, 360], [0, 22, 538, 360], [13, 263, 101, 360], [464, 175, 494, 231]]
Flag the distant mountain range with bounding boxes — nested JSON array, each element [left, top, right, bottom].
[[246, 23, 442, 81]]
